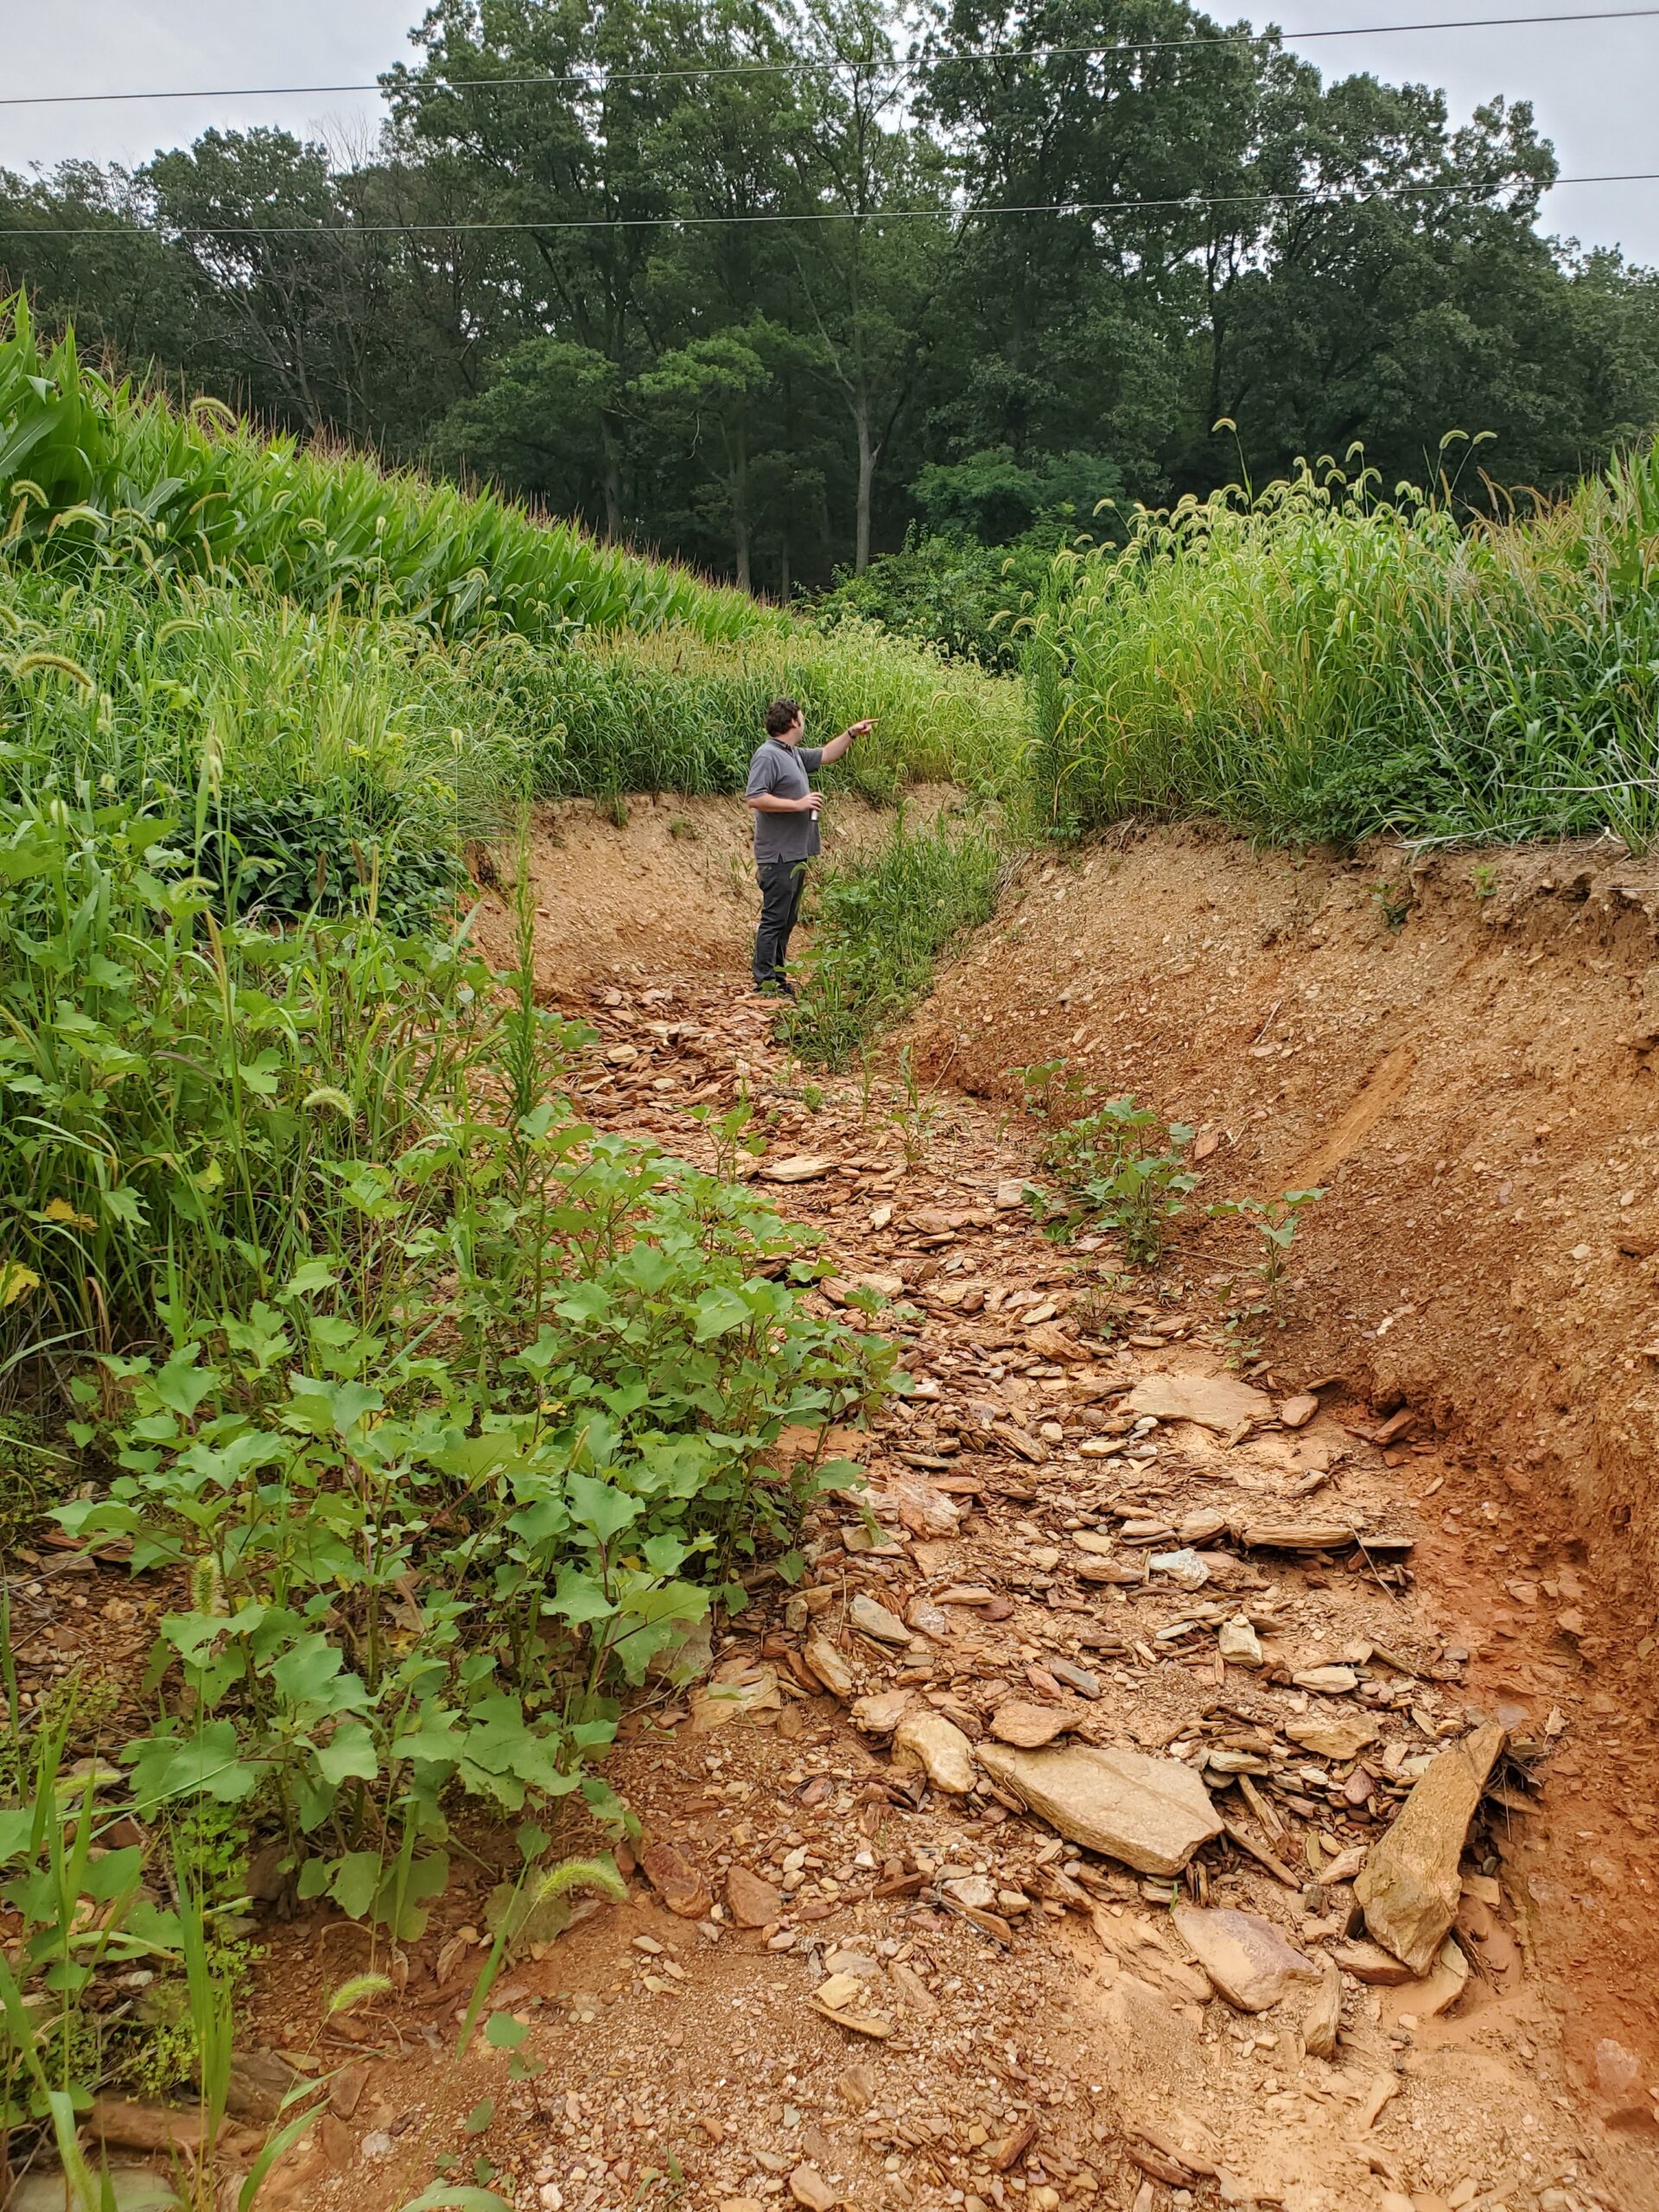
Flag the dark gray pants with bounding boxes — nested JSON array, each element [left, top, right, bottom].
[[753, 858, 807, 988]]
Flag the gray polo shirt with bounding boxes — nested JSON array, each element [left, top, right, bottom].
[[746, 737, 825, 864]]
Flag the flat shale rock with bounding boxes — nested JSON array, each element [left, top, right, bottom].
[[975, 1742, 1223, 1874], [1302, 1955, 1343, 2057], [1127, 1372, 1272, 1433], [1384, 1936, 1470, 2020], [1217, 1616, 1264, 1669], [1071, 1530, 1119, 1557], [1330, 1940, 1417, 1986], [849, 1592, 910, 1645], [802, 1632, 855, 1700], [850, 1688, 912, 1735], [823, 1270, 905, 1304], [1075, 1556, 1146, 1586], [905, 1594, 952, 1637], [876, 1471, 961, 1538], [1171, 1905, 1322, 2012], [726, 1865, 784, 1928], [1353, 1722, 1506, 1975], [758, 1154, 836, 1182], [1285, 1716, 1379, 1762], [641, 1842, 713, 1919], [989, 1698, 1074, 1748], [892, 1710, 976, 1794]]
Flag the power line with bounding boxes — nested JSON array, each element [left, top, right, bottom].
[[3, 5, 1658, 110], [3, 170, 1652, 240]]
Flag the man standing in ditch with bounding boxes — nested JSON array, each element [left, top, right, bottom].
[[745, 696, 873, 997]]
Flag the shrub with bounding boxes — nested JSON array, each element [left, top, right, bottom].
[[0, 785, 893, 2127], [811, 528, 1055, 673]]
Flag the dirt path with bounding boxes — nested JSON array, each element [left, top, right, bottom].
[[233, 957, 1653, 2212]]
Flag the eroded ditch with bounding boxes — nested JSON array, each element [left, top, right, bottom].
[[24, 814, 1659, 2212]]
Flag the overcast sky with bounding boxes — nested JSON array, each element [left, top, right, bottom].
[[4, 1, 1657, 264]]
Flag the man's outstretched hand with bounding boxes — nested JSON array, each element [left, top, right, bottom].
[[845, 719, 874, 738]]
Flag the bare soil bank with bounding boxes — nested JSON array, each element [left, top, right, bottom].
[[898, 826, 1659, 2152], [912, 827, 1659, 1616], [470, 789, 952, 993]]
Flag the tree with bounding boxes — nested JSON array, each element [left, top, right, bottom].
[[6, 0, 1659, 588], [635, 327, 774, 584], [431, 335, 623, 525], [785, 0, 957, 569], [388, 0, 683, 538], [0, 161, 197, 373]]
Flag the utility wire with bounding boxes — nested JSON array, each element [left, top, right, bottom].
[[3, 170, 1653, 239], [3, 5, 1658, 109]]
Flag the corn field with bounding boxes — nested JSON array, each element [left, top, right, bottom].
[[0, 294, 777, 647]]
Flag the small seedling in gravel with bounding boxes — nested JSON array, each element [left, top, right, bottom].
[[1213, 1186, 1326, 1318], [887, 1047, 940, 1168], [1014, 1058, 1089, 1123], [689, 1096, 766, 1180], [1372, 878, 1412, 931]]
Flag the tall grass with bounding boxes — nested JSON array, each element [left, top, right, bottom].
[[518, 620, 1022, 804], [1, 564, 1021, 937], [0, 292, 774, 646], [1, 294, 1020, 885], [1027, 443, 1659, 849]]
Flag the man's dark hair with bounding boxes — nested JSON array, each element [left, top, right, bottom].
[[764, 697, 803, 738]]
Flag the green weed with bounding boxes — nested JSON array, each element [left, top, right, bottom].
[[1213, 1186, 1326, 1320], [1372, 880, 1412, 931], [1013, 1058, 1089, 1124], [784, 811, 1003, 1068], [886, 1047, 941, 1171], [1032, 1098, 1198, 1265]]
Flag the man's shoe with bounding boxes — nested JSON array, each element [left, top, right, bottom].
[[753, 979, 796, 1000]]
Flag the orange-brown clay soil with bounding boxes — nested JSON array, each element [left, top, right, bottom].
[[24, 808, 1659, 2212], [468, 791, 954, 993]]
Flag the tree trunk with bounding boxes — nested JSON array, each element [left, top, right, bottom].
[[779, 537, 791, 602], [732, 427, 752, 592], [854, 396, 876, 574], [600, 421, 625, 542]]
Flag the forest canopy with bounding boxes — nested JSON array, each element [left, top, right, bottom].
[[5, 0, 1658, 593]]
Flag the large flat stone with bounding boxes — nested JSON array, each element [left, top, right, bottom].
[[1127, 1372, 1273, 1433], [1353, 1721, 1505, 1975], [975, 1742, 1223, 1875], [1285, 1716, 1379, 1762], [1171, 1905, 1322, 2012], [892, 1710, 976, 1795]]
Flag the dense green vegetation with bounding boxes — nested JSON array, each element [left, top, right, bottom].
[[813, 529, 1060, 674], [0, 298, 918, 2190], [7, 0, 1659, 592], [0, 298, 772, 645], [0, 297, 1015, 942], [785, 810, 1006, 1065], [1025, 437, 1659, 848]]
